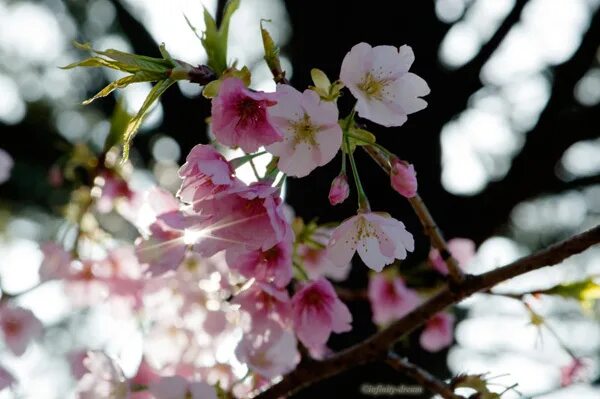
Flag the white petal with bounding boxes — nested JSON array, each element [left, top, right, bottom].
[[357, 236, 394, 272], [340, 42, 373, 86]]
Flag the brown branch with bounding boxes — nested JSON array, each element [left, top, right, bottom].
[[363, 145, 465, 285], [252, 225, 600, 399], [385, 352, 464, 399]]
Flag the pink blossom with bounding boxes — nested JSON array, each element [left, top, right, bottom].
[[328, 173, 350, 206], [419, 313, 454, 352], [327, 212, 414, 272], [75, 351, 129, 399], [211, 77, 281, 153], [429, 238, 476, 275], [177, 144, 235, 204], [368, 274, 420, 325], [192, 182, 288, 257], [235, 322, 300, 378], [131, 357, 161, 387], [149, 375, 217, 399], [39, 241, 71, 281], [291, 278, 352, 349], [96, 170, 134, 213], [340, 42, 430, 127], [225, 227, 293, 288], [390, 159, 417, 198], [135, 188, 204, 277], [0, 366, 15, 391], [0, 148, 13, 184], [297, 228, 351, 282], [0, 305, 43, 356], [560, 358, 589, 386], [266, 85, 343, 177], [233, 282, 292, 331]]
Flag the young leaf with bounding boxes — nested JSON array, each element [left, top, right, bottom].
[[261, 20, 284, 82], [82, 71, 164, 105], [201, 0, 240, 75], [122, 79, 176, 161]]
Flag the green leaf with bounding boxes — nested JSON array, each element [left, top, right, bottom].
[[343, 126, 376, 154], [104, 99, 132, 152], [82, 71, 163, 105], [72, 42, 174, 73], [311, 68, 330, 91], [201, 0, 240, 75], [261, 20, 283, 81], [61, 56, 136, 73], [122, 79, 176, 161]]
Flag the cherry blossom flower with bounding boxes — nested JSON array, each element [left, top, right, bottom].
[[96, 170, 134, 213], [429, 238, 476, 275], [75, 351, 129, 399], [135, 188, 204, 277], [211, 77, 282, 152], [0, 365, 14, 391], [327, 212, 414, 272], [192, 182, 288, 257], [560, 358, 589, 386], [149, 375, 217, 399], [419, 313, 455, 352], [328, 173, 350, 205], [340, 42, 430, 127], [225, 227, 293, 288], [266, 85, 343, 177], [368, 274, 420, 325], [296, 228, 351, 281], [0, 305, 43, 356], [233, 282, 292, 331], [235, 322, 300, 378], [390, 159, 417, 198], [0, 148, 13, 184], [291, 277, 352, 349], [177, 144, 236, 204]]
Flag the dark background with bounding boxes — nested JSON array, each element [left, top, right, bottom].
[[1, 0, 599, 397]]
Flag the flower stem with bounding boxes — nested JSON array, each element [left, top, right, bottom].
[[346, 135, 370, 212], [230, 151, 267, 169]]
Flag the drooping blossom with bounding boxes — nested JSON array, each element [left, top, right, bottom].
[[135, 187, 204, 277], [291, 277, 352, 349], [0, 305, 43, 356], [235, 321, 300, 378], [225, 227, 293, 288], [327, 212, 414, 272], [296, 228, 351, 282], [390, 159, 417, 198], [419, 313, 454, 352], [74, 351, 129, 399], [211, 77, 282, 152], [560, 358, 589, 386], [368, 274, 420, 325], [177, 144, 236, 204], [328, 173, 350, 205], [233, 282, 292, 331], [266, 85, 343, 177], [149, 375, 217, 399], [340, 42, 430, 127], [192, 182, 288, 257], [0, 149, 13, 184], [429, 238, 476, 275], [0, 365, 14, 391]]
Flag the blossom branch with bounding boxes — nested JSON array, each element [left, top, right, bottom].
[[363, 145, 465, 284], [252, 225, 600, 399], [385, 352, 464, 399]]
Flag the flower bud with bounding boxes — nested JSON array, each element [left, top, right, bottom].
[[390, 158, 417, 198], [328, 174, 350, 206]]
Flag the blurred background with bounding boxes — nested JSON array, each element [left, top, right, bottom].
[[0, 0, 599, 397]]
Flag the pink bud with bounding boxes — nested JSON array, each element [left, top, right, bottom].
[[390, 158, 417, 198], [328, 174, 350, 205]]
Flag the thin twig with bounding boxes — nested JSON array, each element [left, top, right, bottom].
[[363, 145, 464, 285], [386, 352, 464, 399]]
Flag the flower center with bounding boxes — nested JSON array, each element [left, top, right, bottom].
[[3, 318, 22, 336], [236, 97, 265, 128], [290, 113, 317, 148], [357, 72, 389, 100]]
